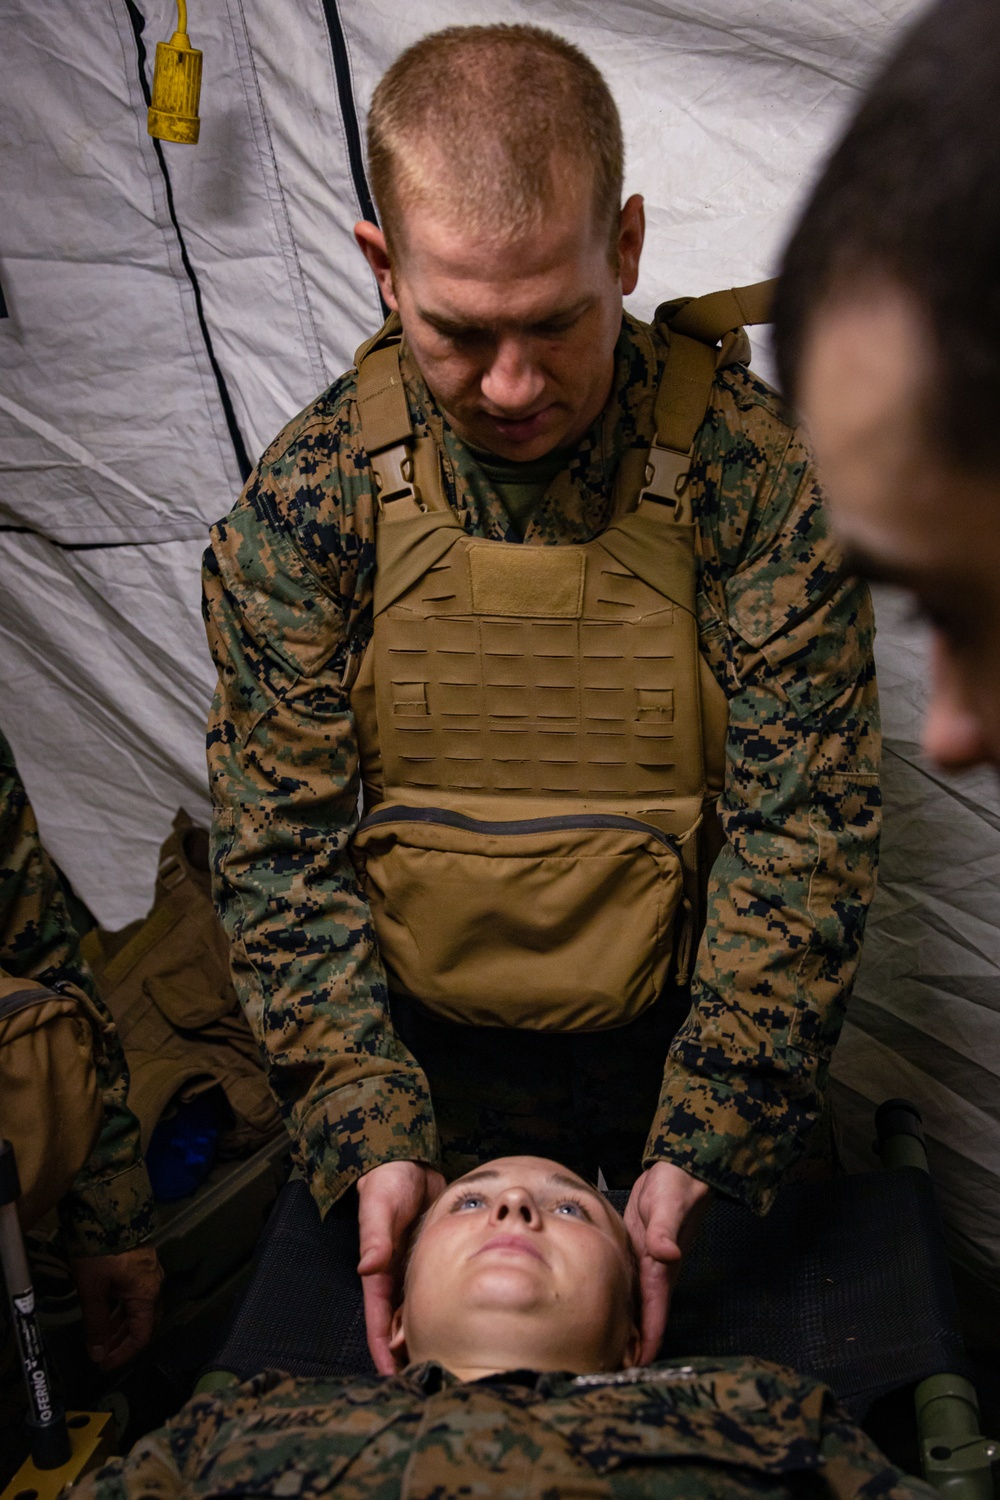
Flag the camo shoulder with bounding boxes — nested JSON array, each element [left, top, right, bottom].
[[205, 371, 377, 695]]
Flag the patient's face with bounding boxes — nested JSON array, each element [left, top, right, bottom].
[[392, 1156, 640, 1378]]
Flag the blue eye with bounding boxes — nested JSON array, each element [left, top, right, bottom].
[[553, 1199, 588, 1220], [452, 1192, 487, 1212]]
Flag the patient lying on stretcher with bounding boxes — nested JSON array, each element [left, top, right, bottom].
[[77, 1157, 933, 1499]]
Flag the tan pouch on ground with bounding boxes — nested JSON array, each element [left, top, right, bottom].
[[0, 974, 105, 1227], [86, 812, 281, 1154]]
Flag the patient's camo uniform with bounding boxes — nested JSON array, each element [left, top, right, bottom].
[[204, 311, 881, 1212], [0, 727, 154, 1256], [79, 1358, 931, 1499]]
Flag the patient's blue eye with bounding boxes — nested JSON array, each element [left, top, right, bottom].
[[553, 1199, 589, 1220], [452, 1192, 488, 1212]]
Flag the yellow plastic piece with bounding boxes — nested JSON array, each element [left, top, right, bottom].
[[147, 0, 202, 145], [1, 1411, 116, 1500]]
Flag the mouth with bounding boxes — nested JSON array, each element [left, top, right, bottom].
[[481, 405, 556, 445], [476, 1234, 545, 1263]]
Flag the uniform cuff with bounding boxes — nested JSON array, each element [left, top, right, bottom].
[[300, 1072, 440, 1219], [59, 1161, 156, 1258], [643, 1050, 822, 1217]]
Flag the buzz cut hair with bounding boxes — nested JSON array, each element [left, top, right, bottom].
[[366, 24, 625, 261]]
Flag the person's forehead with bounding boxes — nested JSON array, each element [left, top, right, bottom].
[[453, 1155, 596, 1192], [800, 286, 1000, 608], [800, 284, 929, 473], [800, 289, 943, 549], [395, 175, 605, 285]]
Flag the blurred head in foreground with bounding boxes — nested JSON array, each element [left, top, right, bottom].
[[774, 0, 1000, 774], [389, 1156, 641, 1379]]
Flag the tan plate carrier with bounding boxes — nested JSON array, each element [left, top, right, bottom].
[[349, 282, 773, 1032]]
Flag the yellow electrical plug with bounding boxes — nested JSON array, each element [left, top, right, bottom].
[[147, 0, 202, 144]]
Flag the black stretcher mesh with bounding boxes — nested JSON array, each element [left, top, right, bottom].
[[211, 1168, 969, 1418]]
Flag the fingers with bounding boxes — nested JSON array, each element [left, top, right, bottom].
[[361, 1270, 398, 1375], [357, 1176, 403, 1277], [638, 1252, 675, 1365], [625, 1163, 713, 1364], [357, 1231, 394, 1277], [423, 1169, 446, 1210], [641, 1216, 685, 1265], [72, 1247, 163, 1369], [77, 1266, 114, 1365], [356, 1162, 444, 1372]]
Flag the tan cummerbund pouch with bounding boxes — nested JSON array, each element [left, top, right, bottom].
[[0, 976, 105, 1227], [352, 804, 687, 1030]]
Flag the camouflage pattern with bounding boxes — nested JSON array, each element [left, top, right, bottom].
[[0, 727, 154, 1257], [78, 1357, 929, 1499], [204, 311, 881, 1218]]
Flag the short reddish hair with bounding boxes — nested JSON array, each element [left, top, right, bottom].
[[367, 24, 625, 259]]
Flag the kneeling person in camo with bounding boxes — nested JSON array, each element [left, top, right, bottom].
[[79, 1157, 931, 1499]]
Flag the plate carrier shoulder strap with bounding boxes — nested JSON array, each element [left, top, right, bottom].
[[353, 278, 774, 522]]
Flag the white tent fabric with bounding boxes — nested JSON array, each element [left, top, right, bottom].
[[6, 0, 1000, 1305]]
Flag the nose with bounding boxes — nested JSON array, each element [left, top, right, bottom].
[[489, 1186, 542, 1228], [481, 336, 546, 415], [922, 632, 993, 771]]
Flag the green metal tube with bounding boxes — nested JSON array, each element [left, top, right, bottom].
[[916, 1374, 998, 1498], [879, 1132, 929, 1174]]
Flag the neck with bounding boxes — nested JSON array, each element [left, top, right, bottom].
[[408, 1313, 619, 1381]]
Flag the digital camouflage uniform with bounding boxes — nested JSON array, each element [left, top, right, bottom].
[[0, 727, 154, 1256], [204, 312, 880, 1215], [0, 728, 155, 1439], [79, 1357, 929, 1500]]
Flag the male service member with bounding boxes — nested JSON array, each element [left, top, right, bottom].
[[205, 25, 880, 1368]]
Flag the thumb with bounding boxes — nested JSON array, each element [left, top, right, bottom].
[[643, 1216, 684, 1265], [76, 1273, 113, 1360], [357, 1235, 393, 1276], [358, 1188, 399, 1275], [638, 1192, 685, 1265]]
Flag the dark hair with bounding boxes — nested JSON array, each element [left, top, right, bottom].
[[774, 0, 1000, 470]]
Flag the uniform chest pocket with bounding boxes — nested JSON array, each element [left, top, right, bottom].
[[351, 806, 689, 1031], [186, 1399, 405, 1498], [537, 1379, 825, 1483]]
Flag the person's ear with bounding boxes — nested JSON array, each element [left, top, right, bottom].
[[388, 1304, 408, 1370], [354, 220, 399, 311], [618, 194, 645, 297]]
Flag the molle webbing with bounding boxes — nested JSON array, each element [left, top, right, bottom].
[[349, 285, 773, 1030], [367, 514, 705, 823]]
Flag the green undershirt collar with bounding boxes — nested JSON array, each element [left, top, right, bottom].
[[466, 440, 577, 538]]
